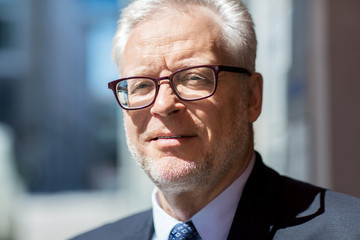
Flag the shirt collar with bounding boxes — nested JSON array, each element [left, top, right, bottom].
[[152, 189, 181, 240], [152, 154, 255, 240]]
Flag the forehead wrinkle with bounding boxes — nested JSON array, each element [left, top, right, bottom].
[[123, 5, 225, 76], [140, 34, 218, 52], [135, 12, 222, 54], [159, 36, 221, 62]]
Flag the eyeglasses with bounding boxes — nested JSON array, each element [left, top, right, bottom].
[[108, 65, 251, 110]]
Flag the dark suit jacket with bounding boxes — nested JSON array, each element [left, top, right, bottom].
[[71, 153, 360, 239]]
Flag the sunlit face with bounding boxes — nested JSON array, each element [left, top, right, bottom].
[[121, 6, 258, 193]]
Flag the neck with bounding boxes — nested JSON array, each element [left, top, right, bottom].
[[157, 149, 254, 221]]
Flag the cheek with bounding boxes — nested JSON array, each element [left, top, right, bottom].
[[124, 110, 149, 135], [193, 100, 225, 141], [204, 95, 245, 138], [124, 114, 140, 143]]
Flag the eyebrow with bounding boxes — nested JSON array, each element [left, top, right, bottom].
[[123, 67, 153, 77], [124, 61, 214, 77]]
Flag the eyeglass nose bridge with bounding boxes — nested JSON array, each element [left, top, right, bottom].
[[156, 76, 171, 85], [152, 75, 182, 102]]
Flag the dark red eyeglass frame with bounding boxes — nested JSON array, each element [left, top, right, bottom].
[[108, 64, 252, 110]]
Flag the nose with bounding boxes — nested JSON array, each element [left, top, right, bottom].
[[150, 81, 185, 117]]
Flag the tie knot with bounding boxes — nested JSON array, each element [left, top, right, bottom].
[[168, 221, 202, 240]]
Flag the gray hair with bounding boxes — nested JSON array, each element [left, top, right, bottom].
[[112, 0, 257, 75]]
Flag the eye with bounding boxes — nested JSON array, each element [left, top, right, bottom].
[[128, 79, 154, 95], [183, 73, 207, 82], [176, 73, 212, 88]]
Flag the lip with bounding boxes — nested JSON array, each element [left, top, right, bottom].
[[153, 135, 191, 140], [149, 134, 195, 149], [146, 133, 196, 142]]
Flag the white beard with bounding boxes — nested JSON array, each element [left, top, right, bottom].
[[124, 93, 252, 194]]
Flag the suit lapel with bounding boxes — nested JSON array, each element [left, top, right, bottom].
[[227, 152, 283, 240], [227, 152, 326, 240]]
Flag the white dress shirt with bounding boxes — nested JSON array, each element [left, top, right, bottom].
[[152, 154, 255, 240]]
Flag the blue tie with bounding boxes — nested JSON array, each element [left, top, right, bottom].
[[168, 221, 202, 240]]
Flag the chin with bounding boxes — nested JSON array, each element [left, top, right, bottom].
[[128, 142, 214, 192], [144, 157, 207, 192], [149, 159, 197, 180], [150, 173, 202, 193]]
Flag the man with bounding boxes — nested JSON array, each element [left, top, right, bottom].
[[72, 0, 360, 239]]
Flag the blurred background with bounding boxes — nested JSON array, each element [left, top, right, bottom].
[[0, 0, 359, 239]]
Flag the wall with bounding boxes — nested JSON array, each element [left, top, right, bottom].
[[308, 0, 360, 197]]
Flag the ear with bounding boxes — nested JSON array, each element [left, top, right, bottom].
[[247, 73, 263, 123]]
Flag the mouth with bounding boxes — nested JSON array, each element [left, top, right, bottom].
[[151, 135, 194, 141], [152, 135, 191, 141], [147, 133, 197, 148]]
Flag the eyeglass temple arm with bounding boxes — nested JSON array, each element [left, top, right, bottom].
[[218, 65, 252, 76]]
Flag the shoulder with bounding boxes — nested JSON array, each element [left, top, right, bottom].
[[281, 174, 360, 218], [252, 153, 360, 218], [322, 190, 360, 223], [69, 209, 153, 240], [244, 153, 360, 239], [275, 175, 360, 239], [280, 174, 360, 214]]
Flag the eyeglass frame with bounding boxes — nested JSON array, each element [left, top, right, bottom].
[[108, 64, 252, 110]]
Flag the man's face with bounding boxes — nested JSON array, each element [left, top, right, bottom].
[[121, 6, 261, 193]]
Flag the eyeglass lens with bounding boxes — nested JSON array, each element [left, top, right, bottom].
[[116, 66, 216, 109]]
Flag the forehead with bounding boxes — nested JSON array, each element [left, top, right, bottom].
[[122, 5, 227, 75]]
